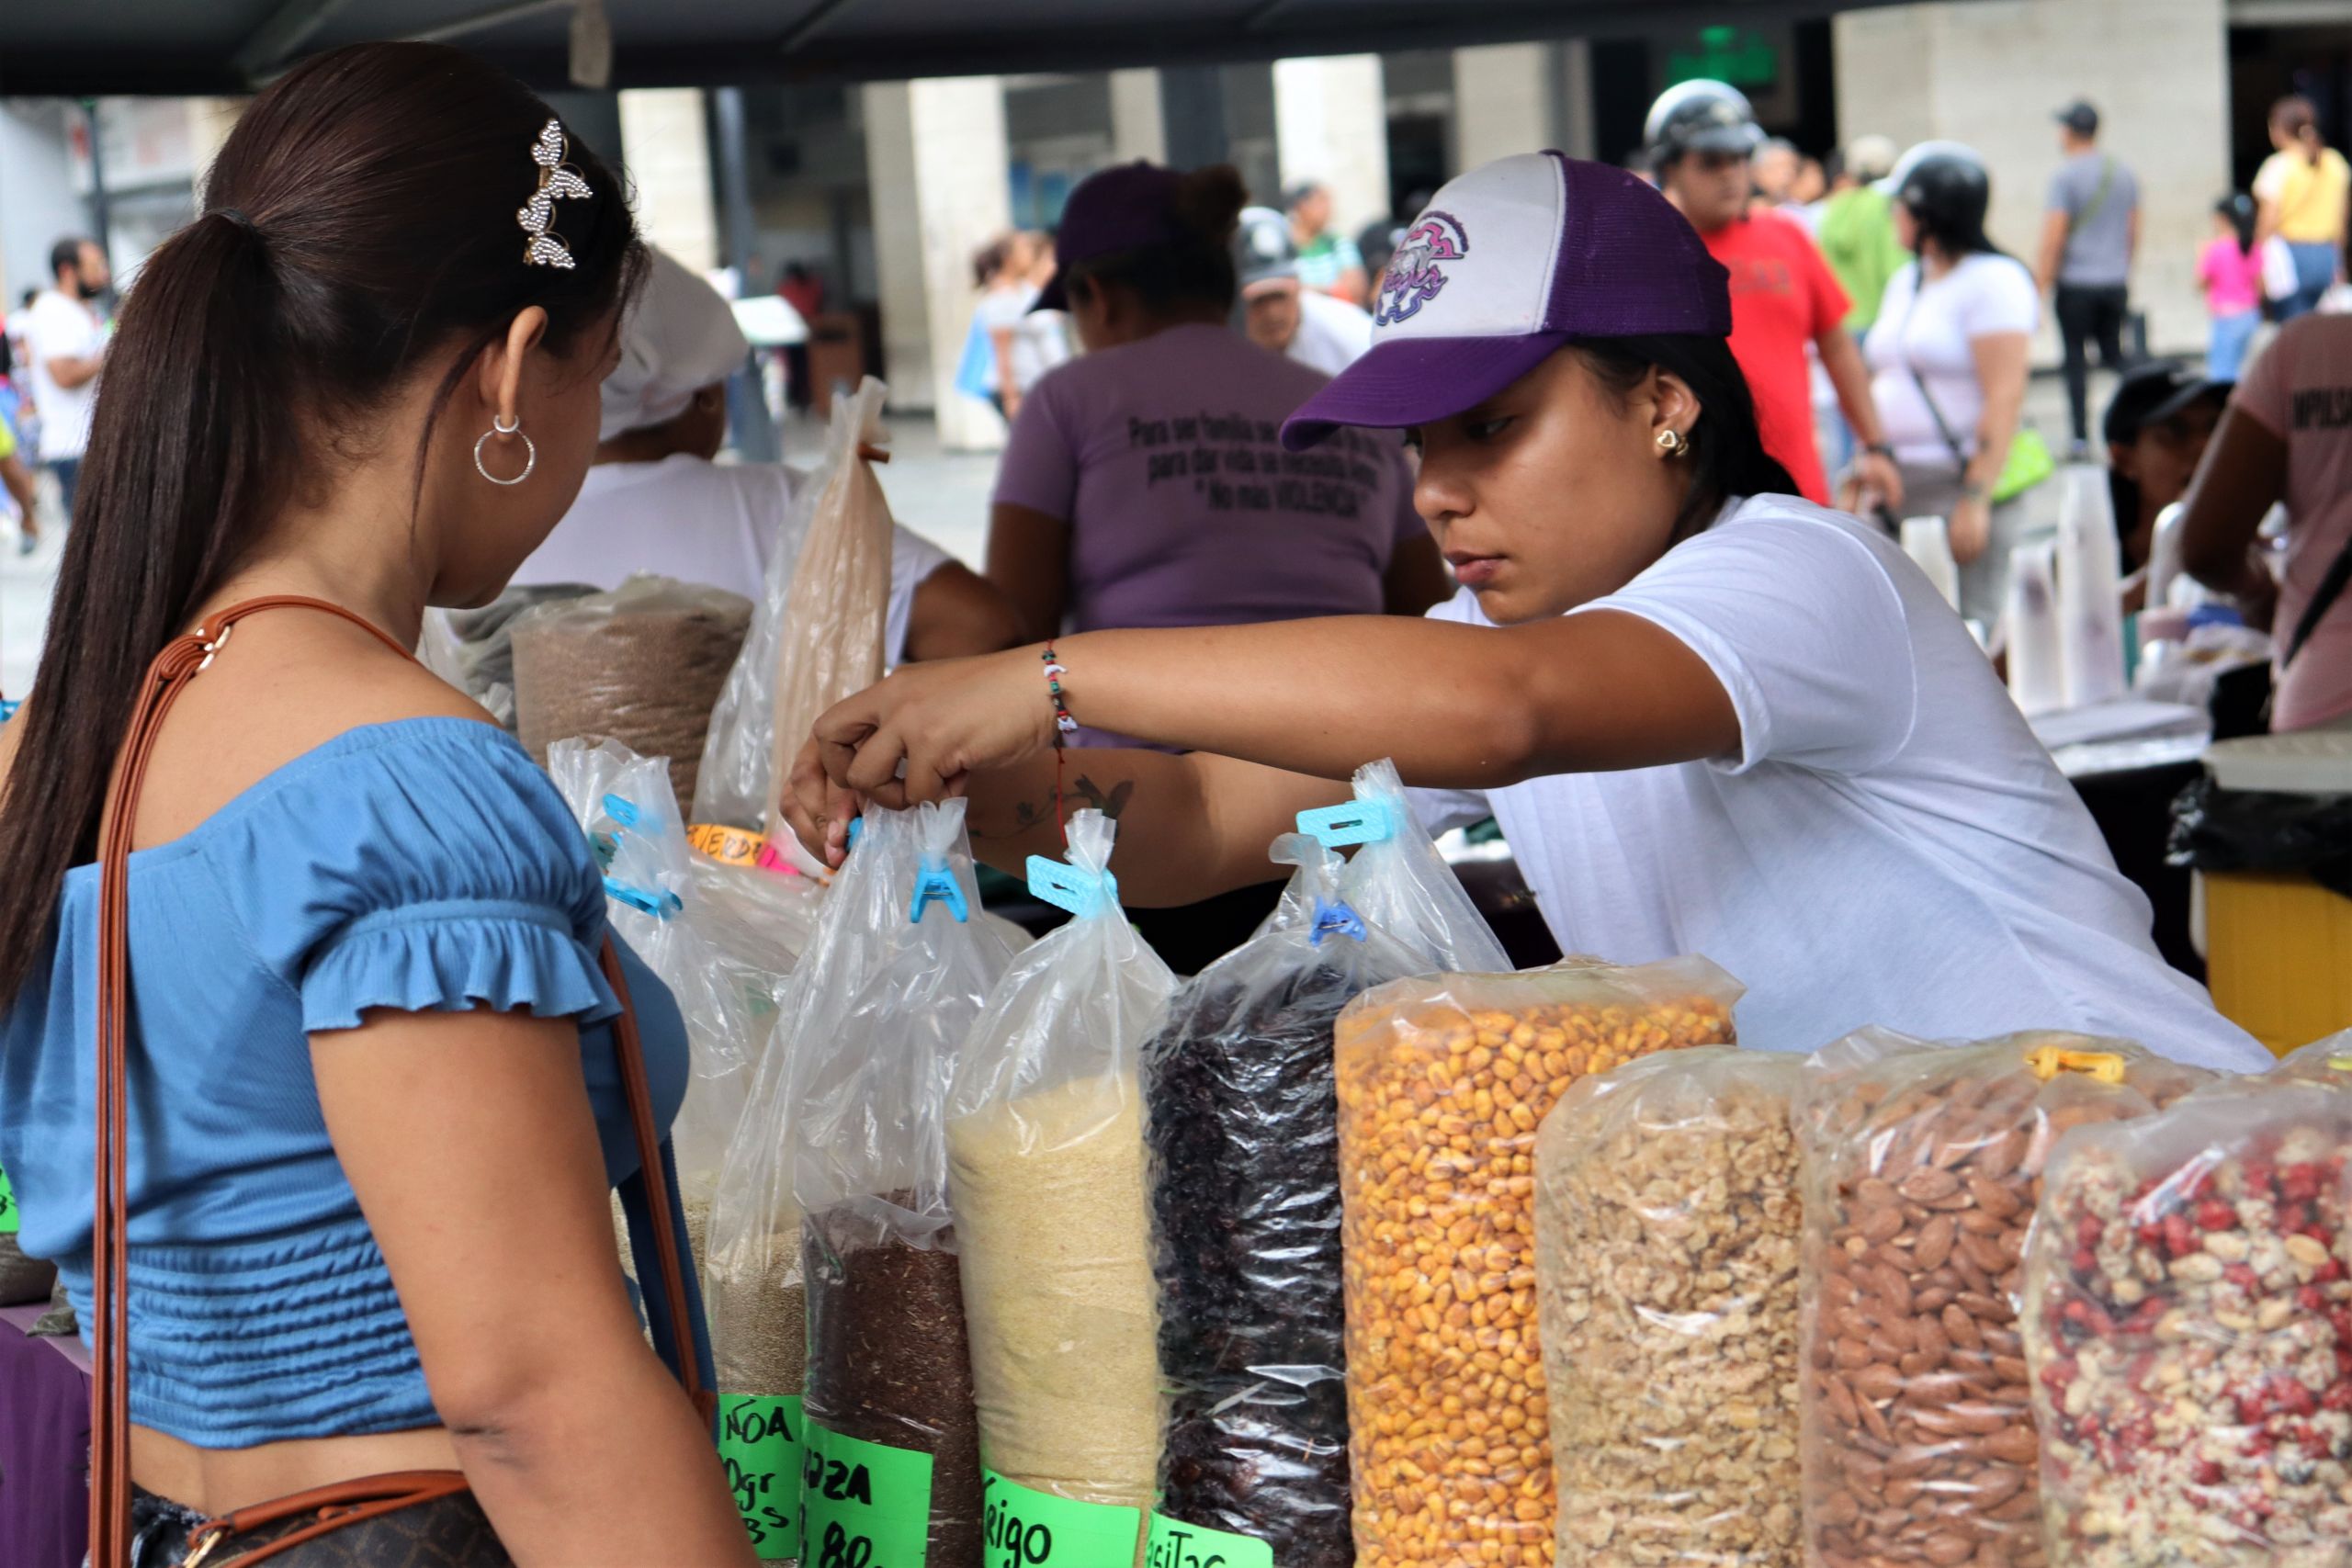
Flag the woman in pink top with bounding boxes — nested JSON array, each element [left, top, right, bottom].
[[2180, 312, 2352, 730], [2196, 194, 2265, 382]]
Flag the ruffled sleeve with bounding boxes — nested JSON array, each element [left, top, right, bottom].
[[208, 718, 620, 1034]]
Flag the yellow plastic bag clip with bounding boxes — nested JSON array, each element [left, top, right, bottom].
[[2025, 1045, 2126, 1085]]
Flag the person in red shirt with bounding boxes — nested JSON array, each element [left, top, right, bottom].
[[1645, 81, 1902, 511]]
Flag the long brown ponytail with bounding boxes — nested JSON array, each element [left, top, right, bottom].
[[0, 41, 643, 1005]]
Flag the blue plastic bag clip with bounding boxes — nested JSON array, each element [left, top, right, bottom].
[[910, 858, 970, 924], [603, 876, 682, 919], [1297, 797, 1398, 850], [1027, 855, 1119, 919], [601, 793, 645, 830], [1309, 897, 1368, 947]]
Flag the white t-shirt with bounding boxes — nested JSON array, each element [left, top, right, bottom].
[[512, 454, 951, 664], [1012, 306, 1071, 395], [973, 286, 1040, 395], [24, 288, 107, 461], [1285, 289, 1375, 377], [1863, 254, 2039, 466], [1411, 494, 2265, 1071]]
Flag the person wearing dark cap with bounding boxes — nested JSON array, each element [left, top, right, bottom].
[[1643, 80, 1905, 513], [1235, 205, 1374, 375], [2103, 362, 2226, 608], [2038, 99, 2142, 459], [786, 152, 2263, 1072], [985, 160, 1444, 968]]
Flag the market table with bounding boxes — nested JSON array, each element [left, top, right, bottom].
[[0, 1300, 91, 1568]]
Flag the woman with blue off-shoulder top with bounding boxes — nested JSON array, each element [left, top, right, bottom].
[[0, 43, 754, 1568]]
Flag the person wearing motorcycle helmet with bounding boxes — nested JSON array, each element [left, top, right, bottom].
[[1862, 142, 2040, 628], [1646, 79, 1903, 513]]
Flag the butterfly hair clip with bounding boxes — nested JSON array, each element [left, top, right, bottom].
[[517, 119, 594, 269]]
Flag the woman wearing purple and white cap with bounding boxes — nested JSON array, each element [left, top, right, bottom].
[[790, 153, 2262, 1071]]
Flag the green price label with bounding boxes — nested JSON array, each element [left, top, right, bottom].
[[0, 1165, 17, 1235], [981, 1471, 1143, 1566], [1145, 1514, 1273, 1568], [801, 1419, 933, 1568], [721, 1393, 804, 1561]]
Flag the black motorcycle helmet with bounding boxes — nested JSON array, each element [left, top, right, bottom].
[[1645, 79, 1765, 167], [1892, 142, 1994, 255]]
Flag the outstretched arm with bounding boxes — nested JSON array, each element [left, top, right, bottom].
[[807, 609, 1736, 810]]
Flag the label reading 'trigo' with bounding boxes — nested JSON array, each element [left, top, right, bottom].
[[981, 1470, 1143, 1565]]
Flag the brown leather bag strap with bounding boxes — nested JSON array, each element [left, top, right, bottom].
[[179, 1472, 474, 1568], [91, 595, 707, 1565]]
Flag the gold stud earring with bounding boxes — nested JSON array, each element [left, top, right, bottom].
[[1656, 428, 1690, 457]]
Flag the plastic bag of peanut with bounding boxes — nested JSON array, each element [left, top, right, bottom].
[[1795, 1030, 2208, 1568], [2023, 1071, 2352, 1567], [1533, 1047, 1804, 1568], [1334, 954, 1743, 1568]]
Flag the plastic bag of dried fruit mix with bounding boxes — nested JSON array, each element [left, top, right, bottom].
[[1146, 773, 1509, 1568], [712, 800, 1015, 1567], [1532, 1047, 1805, 1568], [2271, 1029, 2352, 1089], [943, 811, 1175, 1562], [1794, 1029, 2209, 1568], [2023, 1068, 2352, 1568], [1334, 954, 1742, 1568]]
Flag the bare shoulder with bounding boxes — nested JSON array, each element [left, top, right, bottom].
[[129, 611, 496, 850]]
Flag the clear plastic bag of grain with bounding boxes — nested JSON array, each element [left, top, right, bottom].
[[1794, 1030, 2208, 1568], [1533, 1047, 1804, 1568], [2023, 1068, 2352, 1568], [550, 738, 812, 1560], [1334, 954, 1742, 1568], [946, 813, 1175, 1561]]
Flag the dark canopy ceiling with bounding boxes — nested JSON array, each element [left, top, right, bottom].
[[5, 0, 1962, 97]]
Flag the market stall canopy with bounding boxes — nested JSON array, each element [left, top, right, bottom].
[[6, 0, 1978, 96]]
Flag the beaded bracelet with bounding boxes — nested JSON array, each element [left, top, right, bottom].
[[1042, 645, 1077, 745]]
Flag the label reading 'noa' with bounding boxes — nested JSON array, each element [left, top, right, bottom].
[[981, 1470, 1143, 1565], [719, 1393, 803, 1560], [1145, 1513, 1274, 1568], [801, 1419, 933, 1568]]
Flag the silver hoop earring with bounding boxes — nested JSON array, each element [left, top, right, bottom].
[[474, 414, 536, 486]]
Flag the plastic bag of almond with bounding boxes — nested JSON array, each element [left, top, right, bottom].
[[2022, 1069, 2352, 1567], [1794, 1030, 2209, 1568]]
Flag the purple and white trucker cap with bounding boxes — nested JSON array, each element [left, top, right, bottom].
[[1281, 152, 1731, 450]]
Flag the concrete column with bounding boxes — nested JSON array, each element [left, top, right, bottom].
[[1453, 44, 1553, 173], [1109, 69, 1168, 165], [863, 77, 1013, 450], [1834, 0, 2229, 356], [1557, 39, 1598, 163], [617, 87, 719, 273], [1272, 54, 1390, 235], [185, 98, 246, 198]]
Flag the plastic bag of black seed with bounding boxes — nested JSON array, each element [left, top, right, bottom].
[[1144, 762, 1506, 1564]]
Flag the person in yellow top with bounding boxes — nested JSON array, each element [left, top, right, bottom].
[[0, 404, 39, 553], [2255, 95, 2350, 321]]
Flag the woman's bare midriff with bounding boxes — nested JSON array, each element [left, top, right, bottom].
[[135, 1423, 465, 1516]]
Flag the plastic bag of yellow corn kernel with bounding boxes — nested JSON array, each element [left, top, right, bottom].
[[1333, 954, 1743, 1568]]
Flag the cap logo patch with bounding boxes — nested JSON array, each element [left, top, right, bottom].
[[1374, 210, 1468, 327]]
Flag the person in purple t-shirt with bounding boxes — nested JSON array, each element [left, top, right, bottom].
[[986, 161, 1446, 657], [985, 160, 1446, 966]]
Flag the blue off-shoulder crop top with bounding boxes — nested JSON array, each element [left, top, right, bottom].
[[0, 717, 701, 1447]]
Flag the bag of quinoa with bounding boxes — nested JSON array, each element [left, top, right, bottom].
[[0, 1160, 54, 1305], [1794, 1029, 2207, 1568], [2023, 1066, 2352, 1566], [552, 738, 818, 1561], [1145, 761, 1506, 1568], [729, 800, 1012, 1567]]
